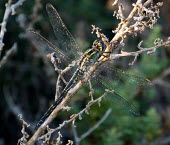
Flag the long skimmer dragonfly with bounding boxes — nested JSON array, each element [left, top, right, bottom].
[[29, 3, 151, 130]]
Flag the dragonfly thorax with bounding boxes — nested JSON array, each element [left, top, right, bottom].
[[92, 39, 107, 52], [81, 39, 108, 65]]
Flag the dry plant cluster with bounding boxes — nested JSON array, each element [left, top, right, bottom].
[[0, 0, 170, 145]]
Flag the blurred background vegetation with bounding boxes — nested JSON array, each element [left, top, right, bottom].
[[0, 0, 170, 145]]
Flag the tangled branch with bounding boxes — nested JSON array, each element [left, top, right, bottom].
[[38, 91, 110, 142]]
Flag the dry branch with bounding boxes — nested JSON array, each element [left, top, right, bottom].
[[0, 43, 17, 68], [72, 108, 112, 145], [18, 115, 30, 145], [0, 0, 27, 56], [37, 91, 110, 142]]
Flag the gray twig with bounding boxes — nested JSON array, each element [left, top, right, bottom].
[[0, 0, 27, 56], [0, 43, 17, 69], [37, 91, 110, 141], [72, 109, 112, 145]]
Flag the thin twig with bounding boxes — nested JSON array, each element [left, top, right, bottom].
[[0, 43, 17, 68], [18, 114, 30, 145], [37, 91, 110, 141], [72, 108, 112, 145], [0, 0, 27, 56], [110, 39, 170, 61]]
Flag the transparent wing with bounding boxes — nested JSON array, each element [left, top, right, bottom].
[[107, 90, 139, 115], [28, 30, 69, 61], [98, 62, 152, 89], [90, 76, 140, 115], [90, 62, 152, 115], [46, 3, 81, 60]]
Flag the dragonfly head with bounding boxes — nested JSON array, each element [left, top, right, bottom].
[[92, 39, 107, 52], [84, 39, 107, 61]]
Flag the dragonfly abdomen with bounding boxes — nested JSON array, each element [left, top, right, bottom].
[[34, 68, 84, 130], [34, 95, 65, 130], [60, 68, 84, 96], [35, 49, 96, 130]]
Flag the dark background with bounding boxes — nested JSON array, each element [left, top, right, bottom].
[[0, 0, 170, 145]]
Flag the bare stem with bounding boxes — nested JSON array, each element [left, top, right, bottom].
[[72, 108, 112, 145], [37, 91, 110, 141], [0, 0, 27, 56], [0, 43, 17, 68]]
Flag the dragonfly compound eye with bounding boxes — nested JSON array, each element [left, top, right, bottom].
[[93, 41, 98, 47]]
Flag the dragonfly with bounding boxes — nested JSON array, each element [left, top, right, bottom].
[[29, 3, 151, 130]]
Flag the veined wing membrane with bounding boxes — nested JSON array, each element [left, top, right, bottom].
[[90, 75, 140, 115], [106, 90, 139, 115], [99, 62, 152, 89], [90, 62, 152, 115], [28, 30, 69, 61], [46, 3, 81, 60]]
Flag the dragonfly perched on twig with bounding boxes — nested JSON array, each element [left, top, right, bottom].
[[29, 3, 151, 130]]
